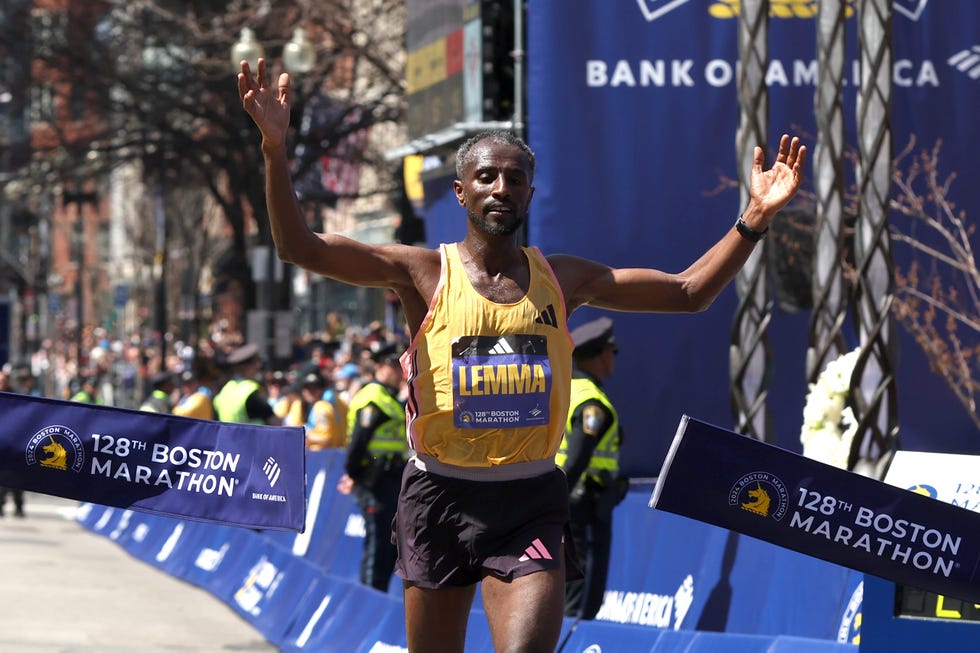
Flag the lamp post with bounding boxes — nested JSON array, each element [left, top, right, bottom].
[[62, 190, 98, 368], [141, 37, 179, 361], [232, 26, 315, 366], [152, 181, 166, 360]]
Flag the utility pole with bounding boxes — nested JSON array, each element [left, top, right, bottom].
[[62, 189, 98, 369]]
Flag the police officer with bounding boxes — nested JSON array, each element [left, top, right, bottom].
[[140, 372, 176, 413], [556, 317, 628, 620], [213, 343, 280, 425], [290, 368, 348, 450], [172, 368, 216, 420], [338, 345, 407, 591], [69, 373, 101, 404]]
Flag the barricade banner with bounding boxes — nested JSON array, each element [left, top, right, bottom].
[[175, 524, 255, 594], [282, 581, 402, 653], [356, 602, 410, 653], [562, 619, 664, 652], [260, 448, 339, 552], [0, 392, 306, 530], [227, 542, 321, 645], [145, 518, 214, 579], [604, 488, 859, 638], [108, 510, 183, 564], [651, 416, 980, 603], [279, 577, 378, 652]]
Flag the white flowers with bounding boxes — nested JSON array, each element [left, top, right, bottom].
[[800, 348, 861, 469]]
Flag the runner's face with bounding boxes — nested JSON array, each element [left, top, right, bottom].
[[454, 142, 534, 237]]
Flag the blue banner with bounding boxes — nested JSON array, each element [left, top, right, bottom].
[[525, 0, 980, 477], [602, 489, 861, 639], [651, 416, 980, 604], [0, 392, 306, 531]]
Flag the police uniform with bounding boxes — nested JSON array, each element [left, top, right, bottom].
[[172, 370, 215, 420], [70, 376, 101, 404], [344, 348, 407, 591], [556, 317, 627, 619], [292, 370, 348, 450], [213, 343, 276, 424], [140, 372, 175, 413]]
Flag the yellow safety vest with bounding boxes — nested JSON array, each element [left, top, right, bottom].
[[556, 376, 620, 483], [213, 378, 263, 424], [347, 382, 407, 457]]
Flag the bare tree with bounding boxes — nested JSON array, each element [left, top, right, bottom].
[[712, 134, 980, 435], [21, 0, 406, 315], [889, 137, 980, 429]]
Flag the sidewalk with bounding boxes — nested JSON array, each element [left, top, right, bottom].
[[0, 492, 278, 653]]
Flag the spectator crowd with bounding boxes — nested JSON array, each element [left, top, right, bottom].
[[0, 312, 411, 523]]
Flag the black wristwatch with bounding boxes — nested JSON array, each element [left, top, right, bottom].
[[735, 215, 769, 242]]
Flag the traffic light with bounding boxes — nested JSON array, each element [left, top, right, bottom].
[[480, 1, 515, 122]]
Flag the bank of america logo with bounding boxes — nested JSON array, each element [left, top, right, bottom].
[[894, 0, 929, 22], [263, 457, 281, 487], [636, 0, 693, 22], [949, 46, 980, 81]]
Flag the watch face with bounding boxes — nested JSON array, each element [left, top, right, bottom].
[[897, 586, 980, 622]]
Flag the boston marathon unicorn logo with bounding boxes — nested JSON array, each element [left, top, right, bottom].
[[25, 425, 85, 473], [729, 471, 790, 521], [40, 440, 68, 470], [908, 483, 939, 499], [741, 482, 771, 516]]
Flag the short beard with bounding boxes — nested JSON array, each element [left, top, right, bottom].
[[467, 207, 525, 237]]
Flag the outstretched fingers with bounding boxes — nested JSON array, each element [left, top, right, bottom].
[[752, 145, 765, 172], [237, 61, 253, 101], [238, 59, 267, 102], [256, 58, 269, 89], [277, 72, 291, 103], [774, 134, 791, 165], [775, 134, 805, 169], [791, 140, 807, 173]]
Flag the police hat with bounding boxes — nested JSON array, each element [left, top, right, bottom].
[[301, 370, 325, 387], [570, 317, 616, 358], [150, 371, 176, 389], [225, 342, 260, 366], [370, 342, 401, 366]]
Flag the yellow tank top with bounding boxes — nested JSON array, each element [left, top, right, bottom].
[[403, 243, 573, 476]]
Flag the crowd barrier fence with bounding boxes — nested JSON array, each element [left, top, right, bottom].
[[77, 449, 860, 651]]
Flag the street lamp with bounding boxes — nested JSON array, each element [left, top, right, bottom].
[[282, 28, 316, 74], [230, 28, 265, 70], [232, 27, 316, 73], [62, 190, 98, 368], [231, 26, 316, 366]]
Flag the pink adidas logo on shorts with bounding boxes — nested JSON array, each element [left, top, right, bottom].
[[518, 538, 553, 562]]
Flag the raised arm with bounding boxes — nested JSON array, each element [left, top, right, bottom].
[[557, 134, 806, 315], [238, 59, 432, 294]]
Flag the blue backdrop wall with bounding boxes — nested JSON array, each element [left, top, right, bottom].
[[514, 0, 980, 476]]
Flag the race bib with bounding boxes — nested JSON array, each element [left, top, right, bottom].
[[451, 335, 551, 429]]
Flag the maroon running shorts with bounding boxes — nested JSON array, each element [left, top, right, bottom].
[[393, 462, 581, 588]]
